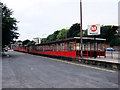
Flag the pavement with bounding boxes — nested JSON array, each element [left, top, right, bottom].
[[83, 57, 119, 64], [2, 51, 119, 88], [106, 51, 120, 60]]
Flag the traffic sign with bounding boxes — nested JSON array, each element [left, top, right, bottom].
[[88, 24, 100, 35]]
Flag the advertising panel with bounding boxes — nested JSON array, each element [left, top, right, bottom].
[[88, 24, 100, 35]]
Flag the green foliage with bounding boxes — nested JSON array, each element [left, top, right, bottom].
[[17, 40, 22, 42], [51, 30, 60, 41], [22, 39, 35, 46], [41, 38, 47, 43], [41, 23, 80, 43], [41, 23, 120, 46], [67, 23, 80, 38], [41, 30, 60, 43], [109, 36, 120, 46], [27, 41, 35, 46], [83, 25, 120, 46], [46, 34, 53, 42], [98, 25, 119, 46], [2, 4, 19, 48], [22, 39, 30, 46], [57, 29, 68, 40], [83, 30, 88, 37], [100, 26, 116, 39]]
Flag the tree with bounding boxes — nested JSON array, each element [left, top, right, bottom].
[[41, 38, 47, 43], [22, 39, 35, 46], [98, 25, 119, 46], [86, 25, 119, 46], [67, 23, 80, 38], [46, 30, 60, 42], [27, 41, 35, 46], [57, 29, 68, 40], [2, 4, 19, 48], [17, 40, 22, 42], [41, 23, 81, 43], [41, 30, 60, 43], [46, 34, 54, 42], [41, 23, 120, 46], [22, 39, 30, 46], [51, 30, 60, 41]]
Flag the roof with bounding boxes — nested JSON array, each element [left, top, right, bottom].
[[36, 37, 106, 46], [74, 37, 106, 40]]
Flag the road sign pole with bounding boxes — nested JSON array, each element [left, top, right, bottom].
[[94, 35, 96, 58], [80, 0, 83, 57]]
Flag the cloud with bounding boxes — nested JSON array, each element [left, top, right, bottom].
[[83, 0, 119, 2], [2, 0, 119, 40]]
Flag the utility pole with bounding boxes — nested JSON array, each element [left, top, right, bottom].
[[0, 3, 2, 90], [80, 0, 83, 57]]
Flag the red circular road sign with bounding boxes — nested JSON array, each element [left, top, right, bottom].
[[90, 25, 97, 32]]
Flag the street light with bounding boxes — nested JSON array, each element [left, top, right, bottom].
[[80, 0, 83, 57], [0, 2, 2, 55]]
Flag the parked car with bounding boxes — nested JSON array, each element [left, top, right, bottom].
[[106, 48, 115, 51]]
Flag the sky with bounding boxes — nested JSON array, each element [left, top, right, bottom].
[[2, 0, 119, 41]]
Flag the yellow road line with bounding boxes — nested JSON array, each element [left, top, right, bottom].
[[31, 55, 116, 73]]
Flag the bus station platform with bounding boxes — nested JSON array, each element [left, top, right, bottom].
[[83, 57, 119, 64], [79, 57, 120, 70]]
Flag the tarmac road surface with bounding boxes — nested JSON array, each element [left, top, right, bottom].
[[2, 51, 119, 88]]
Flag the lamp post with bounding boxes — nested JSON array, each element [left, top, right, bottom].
[[0, 3, 2, 90], [80, 0, 83, 57]]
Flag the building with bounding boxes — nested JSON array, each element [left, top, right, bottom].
[[33, 38, 42, 44]]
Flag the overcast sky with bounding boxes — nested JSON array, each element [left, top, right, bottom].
[[2, 0, 119, 41]]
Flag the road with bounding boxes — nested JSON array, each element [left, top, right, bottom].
[[2, 51, 119, 88]]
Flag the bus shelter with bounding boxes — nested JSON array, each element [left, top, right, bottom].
[[29, 37, 106, 58]]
